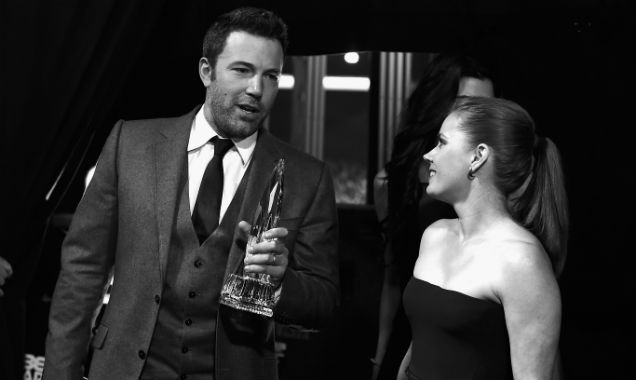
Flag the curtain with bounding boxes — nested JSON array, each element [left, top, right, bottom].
[[0, 0, 167, 376]]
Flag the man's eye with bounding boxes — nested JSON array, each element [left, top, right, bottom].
[[233, 67, 249, 74], [267, 74, 280, 82]]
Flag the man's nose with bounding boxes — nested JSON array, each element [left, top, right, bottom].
[[246, 75, 263, 98]]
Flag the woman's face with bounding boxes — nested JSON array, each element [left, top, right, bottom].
[[457, 77, 494, 97], [423, 112, 474, 203], [419, 76, 493, 184]]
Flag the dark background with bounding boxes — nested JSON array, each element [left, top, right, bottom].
[[1, 0, 634, 378]]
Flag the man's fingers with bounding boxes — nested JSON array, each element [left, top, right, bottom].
[[243, 263, 287, 281], [0, 257, 12, 277], [244, 251, 288, 267], [234, 221, 252, 250], [261, 227, 288, 240], [238, 221, 251, 235], [244, 251, 288, 279], [0, 268, 12, 279], [247, 239, 285, 254]]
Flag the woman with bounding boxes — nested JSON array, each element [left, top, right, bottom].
[[372, 54, 495, 379], [398, 97, 568, 379]]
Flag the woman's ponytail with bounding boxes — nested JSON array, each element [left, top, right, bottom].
[[514, 137, 569, 276]]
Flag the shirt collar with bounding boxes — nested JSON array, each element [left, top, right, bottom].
[[187, 106, 257, 165]]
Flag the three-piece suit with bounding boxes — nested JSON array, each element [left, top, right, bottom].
[[43, 106, 340, 379]]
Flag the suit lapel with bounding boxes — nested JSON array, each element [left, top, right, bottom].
[[154, 107, 199, 279], [225, 130, 284, 276]]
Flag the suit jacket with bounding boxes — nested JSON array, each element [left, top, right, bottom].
[[43, 106, 340, 380]]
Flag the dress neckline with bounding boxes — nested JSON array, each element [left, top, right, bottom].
[[412, 276, 502, 307]]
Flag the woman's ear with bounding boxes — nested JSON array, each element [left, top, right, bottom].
[[469, 144, 490, 176]]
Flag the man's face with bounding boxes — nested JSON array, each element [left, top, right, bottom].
[[199, 31, 283, 140]]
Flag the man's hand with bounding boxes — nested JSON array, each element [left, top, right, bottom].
[[239, 221, 289, 289], [0, 256, 13, 297]]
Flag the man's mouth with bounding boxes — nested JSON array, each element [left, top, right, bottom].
[[237, 103, 260, 114]]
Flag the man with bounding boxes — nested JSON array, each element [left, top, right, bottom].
[[0, 256, 11, 298], [43, 7, 339, 380], [1, 257, 20, 379]]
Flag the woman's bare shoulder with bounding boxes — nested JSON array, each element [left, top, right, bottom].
[[487, 225, 557, 294], [421, 218, 457, 244]]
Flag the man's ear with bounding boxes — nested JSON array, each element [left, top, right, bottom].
[[199, 57, 213, 86], [469, 143, 490, 175]]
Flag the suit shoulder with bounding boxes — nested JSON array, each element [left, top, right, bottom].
[[117, 115, 181, 135], [116, 106, 198, 138]]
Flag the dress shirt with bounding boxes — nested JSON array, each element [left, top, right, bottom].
[[187, 107, 257, 220], [187, 108, 283, 299]]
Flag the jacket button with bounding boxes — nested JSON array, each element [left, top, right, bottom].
[[188, 291, 196, 298], [194, 259, 203, 268], [138, 350, 146, 359], [182, 346, 189, 353], [184, 318, 192, 326], [154, 295, 161, 304]]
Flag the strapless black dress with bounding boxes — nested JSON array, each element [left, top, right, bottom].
[[403, 277, 513, 380]]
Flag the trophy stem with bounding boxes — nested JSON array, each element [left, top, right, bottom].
[[219, 158, 285, 318]]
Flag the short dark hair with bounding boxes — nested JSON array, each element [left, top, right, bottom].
[[202, 7, 288, 70]]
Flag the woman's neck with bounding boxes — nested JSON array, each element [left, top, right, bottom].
[[453, 185, 510, 242]]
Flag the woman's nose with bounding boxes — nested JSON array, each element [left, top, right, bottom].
[[423, 151, 433, 163]]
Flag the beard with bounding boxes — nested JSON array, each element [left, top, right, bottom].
[[207, 88, 268, 141]]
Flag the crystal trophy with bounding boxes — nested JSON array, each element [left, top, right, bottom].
[[219, 158, 285, 317]]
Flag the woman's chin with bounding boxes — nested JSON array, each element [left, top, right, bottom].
[[425, 185, 440, 198], [426, 186, 451, 204]]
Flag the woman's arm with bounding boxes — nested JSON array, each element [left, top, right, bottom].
[[499, 243, 561, 379], [372, 242, 401, 379], [371, 170, 402, 378], [396, 342, 412, 380]]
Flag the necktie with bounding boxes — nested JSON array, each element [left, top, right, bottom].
[[192, 136, 234, 244]]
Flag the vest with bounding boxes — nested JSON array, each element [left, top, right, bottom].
[[141, 163, 251, 379]]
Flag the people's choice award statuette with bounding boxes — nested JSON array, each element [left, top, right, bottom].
[[220, 158, 285, 317]]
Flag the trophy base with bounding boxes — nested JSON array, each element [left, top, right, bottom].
[[220, 273, 275, 318], [219, 296, 274, 317]]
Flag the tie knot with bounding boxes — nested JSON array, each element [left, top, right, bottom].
[[212, 136, 234, 158]]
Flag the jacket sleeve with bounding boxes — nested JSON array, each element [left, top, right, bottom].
[[43, 121, 122, 380], [274, 162, 340, 329]]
